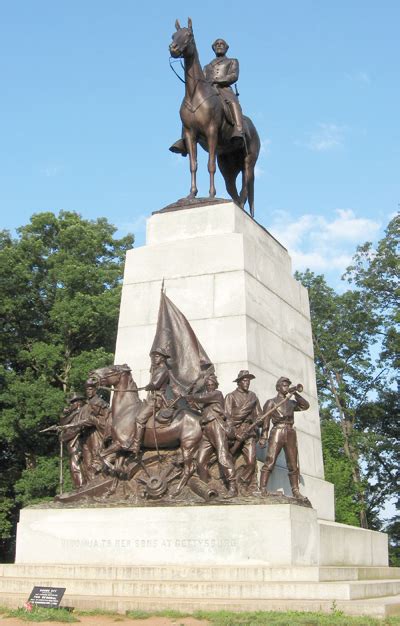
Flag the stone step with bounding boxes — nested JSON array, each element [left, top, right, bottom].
[[1, 591, 400, 618], [1, 575, 399, 600], [1, 563, 399, 582]]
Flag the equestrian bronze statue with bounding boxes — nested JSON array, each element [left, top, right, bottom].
[[169, 19, 261, 217]]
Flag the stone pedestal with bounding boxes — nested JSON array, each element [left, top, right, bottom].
[[16, 504, 319, 566], [115, 201, 334, 520], [15, 504, 388, 567]]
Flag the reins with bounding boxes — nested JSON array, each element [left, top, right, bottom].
[[169, 57, 186, 84]]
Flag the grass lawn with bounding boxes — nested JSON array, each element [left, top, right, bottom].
[[1, 606, 400, 625]]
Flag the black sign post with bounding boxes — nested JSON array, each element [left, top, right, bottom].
[[28, 586, 66, 608]]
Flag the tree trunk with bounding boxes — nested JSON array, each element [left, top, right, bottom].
[[24, 452, 36, 470], [315, 337, 369, 529]]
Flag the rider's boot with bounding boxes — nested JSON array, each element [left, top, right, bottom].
[[259, 468, 271, 495], [289, 472, 309, 502], [228, 101, 245, 140], [131, 423, 145, 457], [169, 138, 188, 157]]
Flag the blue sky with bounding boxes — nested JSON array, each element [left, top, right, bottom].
[[1, 0, 399, 286]]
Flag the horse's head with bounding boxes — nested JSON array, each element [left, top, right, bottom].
[[89, 364, 131, 388], [169, 18, 195, 58]]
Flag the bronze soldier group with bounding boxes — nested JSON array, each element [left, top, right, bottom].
[[55, 379, 112, 489], [59, 357, 310, 503]]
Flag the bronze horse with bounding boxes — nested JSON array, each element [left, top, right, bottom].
[[169, 18, 261, 217], [90, 364, 203, 493]]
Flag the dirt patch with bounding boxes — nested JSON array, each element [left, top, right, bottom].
[[0, 616, 208, 626]]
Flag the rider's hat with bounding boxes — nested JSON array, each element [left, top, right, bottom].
[[212, 38, 229, 52], [150, 347, 171, 359], [233, 369, 255, 383]]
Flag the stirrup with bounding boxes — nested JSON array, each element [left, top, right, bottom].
[[169, 139, 188, 157]]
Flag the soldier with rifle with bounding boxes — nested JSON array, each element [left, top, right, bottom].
[[224, 369, 262, 488], [259, 376, 309, 501], [59, 394, 87, 488], [40, 394, 90, 490], [81, 378, 111, 479]]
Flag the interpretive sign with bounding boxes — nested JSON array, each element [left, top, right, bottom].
[[28, 586, 65, 608]]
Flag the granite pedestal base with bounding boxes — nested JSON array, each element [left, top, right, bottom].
[[15, 503, 387, 567]]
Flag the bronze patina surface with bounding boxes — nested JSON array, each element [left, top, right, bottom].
[[43, 292, 311, 509], [169, 19, 261, 217]]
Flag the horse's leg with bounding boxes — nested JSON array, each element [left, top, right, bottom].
[[243, 154, 256, 217], [100, 441, 121, 459], [218, 154, 241, 206], [238, 161, 248, 210], [248, 166, 255, 218], [239, 151, 257, 212], [183, 128, 198, 199], [207, 129, 218, 198]]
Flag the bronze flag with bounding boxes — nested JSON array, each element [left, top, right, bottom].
[[150, 291, 214, 396]]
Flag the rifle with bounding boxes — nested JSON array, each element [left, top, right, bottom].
[[39, 423, 77, 434], [39, 422, 79, 496], [230, 384, 303, 454], [39, 416, 96, 434]]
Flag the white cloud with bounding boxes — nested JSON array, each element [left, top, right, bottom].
[[40, 165, 61, 177], [268, 209, 381, 275], [322, 209, 380, 241], [260, 137, 271, 155], [254, 164, 264, 179], [346, 70, 371, 85], [357, 71, 371, 85], [118, 214, 147, 234], [303, 123, 346, 152]]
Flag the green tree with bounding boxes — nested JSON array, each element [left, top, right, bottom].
[[295, 215, 399, 531], [295, 270, 379, 528], [345, 214, 399, 372], [0, 211, 133, 559]]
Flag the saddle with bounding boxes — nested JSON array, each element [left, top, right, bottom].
[[154, 407, 175, 425], [219, 95, 235, 127]]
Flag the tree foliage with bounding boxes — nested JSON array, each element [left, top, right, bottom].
[[0, 211, 133, 559], [296, 214, 399, 536]]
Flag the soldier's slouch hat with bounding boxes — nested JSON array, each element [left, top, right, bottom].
[[150, 347, 171, 359], [233, 369, 255, 382]]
